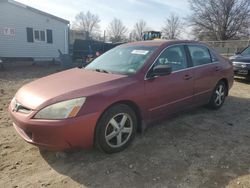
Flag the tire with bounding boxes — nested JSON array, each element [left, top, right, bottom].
[[95, 104, 137, 154], [207, 81, 227, 110]]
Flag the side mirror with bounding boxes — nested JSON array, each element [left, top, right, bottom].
[[235, 51, 241, 55], [152, 64, 172, 77]]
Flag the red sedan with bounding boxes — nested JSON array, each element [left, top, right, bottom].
[[9, 40, 234, 153]]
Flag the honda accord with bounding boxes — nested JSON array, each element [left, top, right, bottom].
[[9, 40, 234, 153]]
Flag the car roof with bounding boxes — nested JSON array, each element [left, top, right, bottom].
[[121, 40, 202, 47]]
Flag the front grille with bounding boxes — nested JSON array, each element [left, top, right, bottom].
[[18, 105, 32, 114], [233, 62, 250, 68], [234, 63, 246, 68], [12, 99, 32, 114]]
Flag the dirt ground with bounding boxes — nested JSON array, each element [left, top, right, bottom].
[[0, 64, 250, 188]]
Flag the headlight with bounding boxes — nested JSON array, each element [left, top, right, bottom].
[[0, 59, 2, 63], [34, 97, 86, 120], [233, 62, 247, 67]]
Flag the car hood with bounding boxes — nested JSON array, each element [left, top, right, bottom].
[[15, 68, 128, 110], [230, 54, 250, 63]]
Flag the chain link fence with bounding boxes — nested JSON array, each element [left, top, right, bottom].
[[203, 40, 250, 57]]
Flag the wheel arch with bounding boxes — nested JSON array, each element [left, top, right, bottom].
[[107, 100, 142, 132], [94, 100, 143, 140]]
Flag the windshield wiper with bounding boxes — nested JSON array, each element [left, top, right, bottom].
[[95, 69, 111, 74]]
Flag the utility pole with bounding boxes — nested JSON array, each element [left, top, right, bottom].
[[103, 30, 106, 43], [103, 30, 106, 52]]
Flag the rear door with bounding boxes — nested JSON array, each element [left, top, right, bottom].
[[187, 45, 222, 105], [145, 45, 194, 120]]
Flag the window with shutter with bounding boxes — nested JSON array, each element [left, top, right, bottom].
[[46, 29, 53, 44], [26, 27, 34, 43], [33, 30, 46, 42], [34, 30, 40, 41], [40, 31, 45, 41]]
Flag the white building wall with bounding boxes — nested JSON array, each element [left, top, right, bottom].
[[0, 1, 69, 61]]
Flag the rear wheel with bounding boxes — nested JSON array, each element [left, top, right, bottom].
[[95, 104, 137, 153], [207, 81, 227, 110]]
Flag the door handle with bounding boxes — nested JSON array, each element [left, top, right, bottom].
[[183, 75, 193, 80]]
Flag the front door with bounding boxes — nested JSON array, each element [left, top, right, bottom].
[[145, 45, 194, 120]]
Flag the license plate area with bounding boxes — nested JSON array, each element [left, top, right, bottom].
[[237, 69, 248, 75]]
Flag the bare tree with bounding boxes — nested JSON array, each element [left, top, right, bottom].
[[107, 18, 127, 43], [162, 14, 183, 39], [188, 0, 250, 40], [132, 20, 147, 41], [73, 11, 101, 39]]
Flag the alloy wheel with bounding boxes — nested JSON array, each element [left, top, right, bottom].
[[105, 113, 133, 148], [215, 84, 225, 106]]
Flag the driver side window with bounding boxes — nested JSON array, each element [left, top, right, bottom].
[[155, 45, 188, 72]]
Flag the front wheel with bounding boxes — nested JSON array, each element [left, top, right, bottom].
[[95, 104, 137, 153], [207, 81, 227, 110]]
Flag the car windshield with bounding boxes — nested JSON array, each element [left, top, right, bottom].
[[241, 46, 250, 56], [85, 45, 157, 75]]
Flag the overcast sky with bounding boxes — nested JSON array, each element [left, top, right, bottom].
[[16, 0, 191, 33]]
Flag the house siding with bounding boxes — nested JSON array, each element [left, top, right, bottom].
[[0, 2, 69, 60]]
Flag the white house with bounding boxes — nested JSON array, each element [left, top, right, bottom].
[[0, 0, 70, 61]]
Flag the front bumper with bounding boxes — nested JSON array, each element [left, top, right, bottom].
[[233, 62, 250, 76], [9, 105, 99, 151]]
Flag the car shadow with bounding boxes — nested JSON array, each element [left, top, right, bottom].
[[234, 76, 250, 84], [40, 95, 250, 188]]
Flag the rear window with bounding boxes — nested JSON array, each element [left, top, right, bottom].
[[188, 45, 212, 66]]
